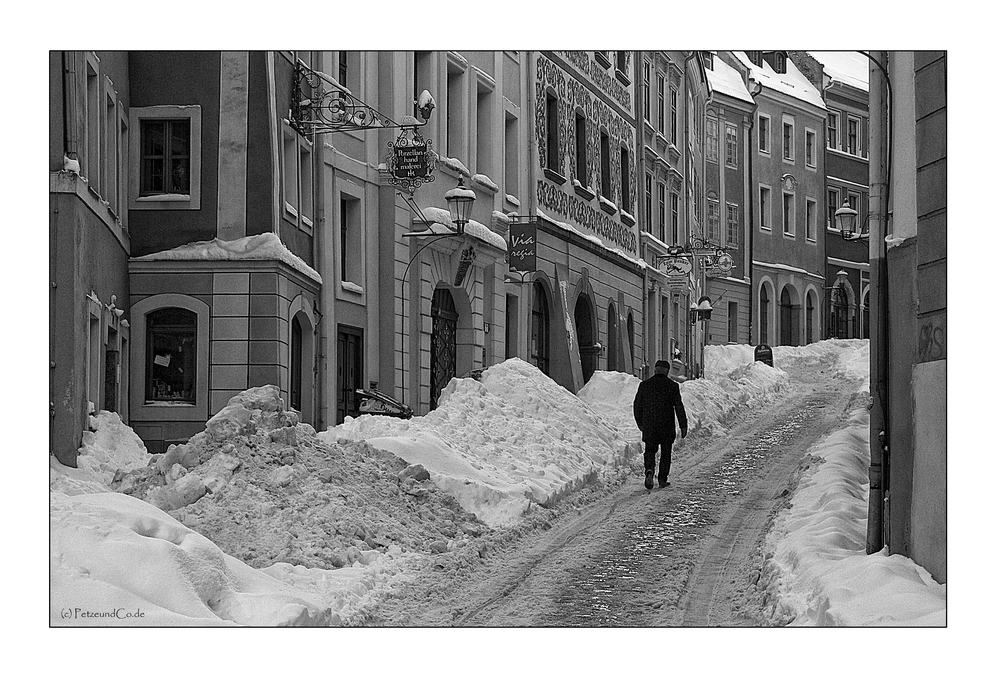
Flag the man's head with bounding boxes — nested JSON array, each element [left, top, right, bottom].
[[654, 360, 671, 375]]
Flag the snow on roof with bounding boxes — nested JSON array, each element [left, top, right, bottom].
[[412, 207, 508, 251], [734, 52, 826, 111], [133, 232, 322, 283], [808, 51, 869, 92], [706, 55, 755, 105]]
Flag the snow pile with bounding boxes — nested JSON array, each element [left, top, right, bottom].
[[50, 411, 150, 496], [50, 491, 332, 626], [759, 404, 946, 626], [324, 359, 629, 526], [133, 232, 322, 283]]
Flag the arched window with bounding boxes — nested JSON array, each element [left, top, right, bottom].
[[607, 302, 619, 372], [530, 281, 550, 375], [627, 312, 635, 370], [145, 308, 197, 403], [759, 285, 770, 345]]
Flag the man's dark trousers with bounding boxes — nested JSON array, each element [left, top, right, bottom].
[[644, 438, 674, 484]]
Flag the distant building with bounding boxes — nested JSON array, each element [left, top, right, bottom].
[[702, 52, 754, 346], [723, 51, 827, 347], [792, 51, 871, 339]]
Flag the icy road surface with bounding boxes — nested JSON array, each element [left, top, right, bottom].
[[369, 360, 862, 627]]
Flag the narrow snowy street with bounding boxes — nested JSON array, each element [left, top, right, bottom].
[[368, 357, 859, 626]]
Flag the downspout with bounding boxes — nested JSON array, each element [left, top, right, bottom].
[[746, 73, 761, 344], [866, 50, 892, 554]]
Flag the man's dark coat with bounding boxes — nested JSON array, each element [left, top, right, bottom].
[[632, 373, 688, 442]]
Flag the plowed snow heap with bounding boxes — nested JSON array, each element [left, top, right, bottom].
[[113, 386, 485, 570]]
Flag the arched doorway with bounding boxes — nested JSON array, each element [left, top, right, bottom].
[[430, 287, 458, 409], [575, 294, 597, 383], [759, 285, 770, 345], [627, 312, 635, 372], [607, 301, 619, 372], [290, 316, 303, 411], [862, 289, 870, 339], [530, 281, 550, 375], [779, 285, 800, 346], [288, 306, 316, 424], [805, 293, 815, 344]]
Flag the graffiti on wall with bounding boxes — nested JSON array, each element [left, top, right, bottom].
[[535, 54, 636, 217], [917, 313, 946, 362]]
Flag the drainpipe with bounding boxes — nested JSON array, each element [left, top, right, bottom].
[[866, 50, 891, 554]]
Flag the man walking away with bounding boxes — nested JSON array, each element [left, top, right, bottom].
[[633, 360, 688, 489]]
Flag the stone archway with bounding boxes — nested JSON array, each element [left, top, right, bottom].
[[779, 284, 801, 346]]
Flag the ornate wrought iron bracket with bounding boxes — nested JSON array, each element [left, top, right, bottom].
[[290, 60, 429, 135]]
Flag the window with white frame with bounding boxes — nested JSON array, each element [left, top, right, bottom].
[[645, 172, 653, 233], [671, 192, 679, 243], [104, 88, 118, 215], [340, 193, 362, 285], [758, 113, 770, 154], [281, 124, 314, 230], [759, 185, 772, 231], [476, 83, 494, 177], [657, 181, 666, 241], [725, 123, 738, 168], [827, 109, 840, 149], [707, 195, 720, 243], [642, 60, 650, 122], [504, 111, 519, 198], [129, 105, 202, 210], [782, 192, 795, 236], [847, 190, 861, 222], [86, 55, 101, 192], [806, 198, 817, 241], [145, 308, 197, 403], [706, 116, 719, 163], [670, 87, 678, 145], [782, 117, 794, 161], [847, 115, 861, 156], [805, 128, 817, 168], [726, 203, 739, 247], [657, 73, 666, 134], [827, 187, 841, 230]]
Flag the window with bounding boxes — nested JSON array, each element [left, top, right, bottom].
[[671, 192, 679, 243], [616, 51, 628, 78], [645, 172, 653, 232], [595, 51, 611, 68], [726, 203, 739, 246], [575, 113, 587, 184], [546, 92, 559, 172], [657, 182, 666, 241], [805, 128, 817, 168], [759, 185, 772, 231], [600, 131, 611, 199], [847, 115, 860, 155], [476, 85, 493, 176], [642, 60, 651, 121], [104, 91, 118, 214], [298, 142, 313, 225], [338, 51, 348, 87], [774, 52, 786, 74], [531, 282, 550, 375], [758, 114, 770, 154], [707, 197, 720, 243], [86, 56, 101, 191], [145, 308, 196, 404], [847, 191, 861, 222], [828, 187, 841, 230], [504, 112, 519, 198], [130, 105, 202, 210], [140, 119, 190, 197], [670, 87, 678, 144], [340, 195, 361, 284], [782, 118, 794, 161], [725, 123, 738, 168], [806, 198, 817, 241], [657, 74, 666, 134], [620, 147, 631, 211], [706, 116, 719, 163], [783, 192, 795, 236], [447, 68, 464, 158], [281, 124, 313, 229], [827, 110, 840, 149], [747, 51, 762, 68]]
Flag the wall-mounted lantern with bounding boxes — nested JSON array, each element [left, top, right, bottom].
[[445, 178, 476, 235], [836, 200, 866, 242]]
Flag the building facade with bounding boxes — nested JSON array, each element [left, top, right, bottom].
[[723, 51, 827, 347], [702, 53, 754, 347], [791, 51, 871, 340]]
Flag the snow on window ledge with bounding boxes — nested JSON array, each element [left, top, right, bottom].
[[505, 194, 520, 207], [598, 195, 618, 215], [340, 281, 364, 295], [136, 194, 191, 202], [472, 173, 499, 194]]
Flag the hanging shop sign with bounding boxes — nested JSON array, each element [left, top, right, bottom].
[[508, 217, 538, 273], [385, 130, 437, 195], [688, 236, 722, 256], [667, 277, 689, 293], [658, 255, 692, 277], [709, 251, 735, 275]]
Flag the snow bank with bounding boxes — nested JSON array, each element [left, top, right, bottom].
[[325, 359, 628, 526], [50, 491, 331, 626], [760, 404, 945, 626]]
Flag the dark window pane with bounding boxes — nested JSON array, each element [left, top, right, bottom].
[[146, 308, 197, 403], [142, 120, 165, 157], [169, 158, 190, 193]]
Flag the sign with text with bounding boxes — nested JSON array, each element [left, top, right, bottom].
[[508, 219, 538, 272], [392, 140, 429, 180], [658, 256, 692, 277]]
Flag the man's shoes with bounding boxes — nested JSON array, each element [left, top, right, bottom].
[[658, 480, 670, 489], [644, 471, 654, 490]]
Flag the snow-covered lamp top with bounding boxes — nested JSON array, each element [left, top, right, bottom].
[[445, 178, 476, 234]]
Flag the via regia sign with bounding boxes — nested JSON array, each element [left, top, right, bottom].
[[508, 220, 537, 273]]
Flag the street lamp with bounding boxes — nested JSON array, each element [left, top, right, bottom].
[[836, 200, 865, 241], [445, 178, 476, 235]]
